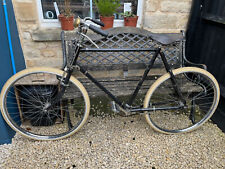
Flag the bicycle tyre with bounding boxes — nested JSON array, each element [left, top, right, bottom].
[[144, 67, 220, 134], [0, 67, 90, 140]]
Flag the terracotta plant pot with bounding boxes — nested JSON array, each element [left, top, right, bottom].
[[100, 16, 114, 30], [58, 14, 74, 31], [124, 16, 139, 27]]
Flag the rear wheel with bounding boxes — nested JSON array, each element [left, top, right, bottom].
[[0, 67, 90, 140], [144, 67, 220, 134]]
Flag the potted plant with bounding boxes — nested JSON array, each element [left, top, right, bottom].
[[122, 11, 138, 27], [58, 0, 74, 30], [95, 0, 120, 30]]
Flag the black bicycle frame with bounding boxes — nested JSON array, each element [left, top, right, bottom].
[[58, 45, 185, 112]]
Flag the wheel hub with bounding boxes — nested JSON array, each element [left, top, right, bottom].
[[43, 102, 51, 112]]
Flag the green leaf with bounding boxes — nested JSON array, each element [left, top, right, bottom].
[[95, 0, 121, 17]]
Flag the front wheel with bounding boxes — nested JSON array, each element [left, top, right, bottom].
[[144, 67, 220, 134], [0, 67, 90, 140]]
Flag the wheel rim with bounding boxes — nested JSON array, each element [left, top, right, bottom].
[[1, 69, 89, 140], [145, 68, 219, 133]]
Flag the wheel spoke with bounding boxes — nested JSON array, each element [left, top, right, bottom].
[[1, 68, 89, 140], [145, 68, 219, 133]]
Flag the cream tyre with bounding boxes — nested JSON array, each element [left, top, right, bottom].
[[144, 67, 220, 134], [0, 67, 90, 140]]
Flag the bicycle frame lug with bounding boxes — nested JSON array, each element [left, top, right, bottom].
[[76, 43, 83, 47], [74, 65, 80, 71]]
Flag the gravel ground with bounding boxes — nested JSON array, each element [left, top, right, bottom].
[[0, 114, 224, 169]]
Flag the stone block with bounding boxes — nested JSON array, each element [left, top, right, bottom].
[[20, 23, 38, 31], [144, 28, 181, 33], [23, 48, 41, 59], [32, 29, 61, 41], [145, 0, 160, 12], [160, 0, 191, 13], [41, 49, 56, 57], [22, 32, 31, 40], [26, 58, 63, 68], [14, 2, 36, 22], [56, 49, 63, 58], [176, 14, 189, 29], [35, 42, 48, 49], [23, 41, 47, 51], [144, 12, 178, 29], [47, 42, 62, 48]]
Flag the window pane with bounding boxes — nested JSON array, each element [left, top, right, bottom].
[[40, 0, 138, 20], [41, 0, 58, 19], [41, 0, 92, 19], [116, 0, 138, 19]]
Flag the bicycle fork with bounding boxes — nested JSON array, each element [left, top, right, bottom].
[[45, 68, 74, 112], [46, 44, 82, 110]]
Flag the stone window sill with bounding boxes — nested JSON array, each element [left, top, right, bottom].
[[31, 28, 77, 41], [32, 28, 100, 42], [31, 28, 62, 41], [31, 28, 95, 41]]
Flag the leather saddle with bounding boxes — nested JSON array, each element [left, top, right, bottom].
[[149, 33, 184, 45]]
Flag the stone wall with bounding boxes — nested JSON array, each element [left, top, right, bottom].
[[143, 0, 192, 32], [11, 0, 191, 68], [12, 0, 63, 68]]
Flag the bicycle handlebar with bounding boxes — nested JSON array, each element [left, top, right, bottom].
[[84, 17, 105, 27], [89, 24, 108, 37], [74, 17, 108, 37], [90, 19, 105, 27]]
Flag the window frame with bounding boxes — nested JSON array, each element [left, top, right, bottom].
[[36, 0, 143, 28]]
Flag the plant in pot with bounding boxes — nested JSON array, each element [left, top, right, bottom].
[[58, 0, 74, 30], [122, 11, 138, 27], [95, 0, 120, 30]]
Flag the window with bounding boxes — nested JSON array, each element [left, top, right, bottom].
[[37, 0, 143, 28]]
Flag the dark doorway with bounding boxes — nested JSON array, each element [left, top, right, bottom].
[[186, 0, 225, 132]]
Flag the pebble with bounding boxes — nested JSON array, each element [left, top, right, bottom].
[[0, 115, 224, 168]]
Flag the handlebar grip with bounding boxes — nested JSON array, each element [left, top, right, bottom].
[[89, 24, 108, 37], [90, 19, 105, 27]]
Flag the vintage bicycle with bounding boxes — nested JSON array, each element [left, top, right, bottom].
[[0, 17, 220, 140]]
